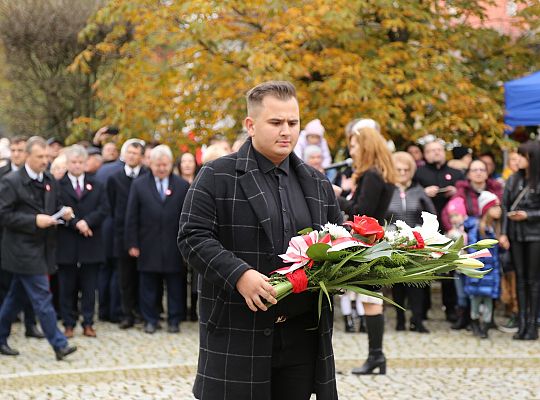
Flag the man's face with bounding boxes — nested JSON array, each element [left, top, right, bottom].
[[85, 155, 103, 174], [67, 155, 86, 177], [150, 155, 172, 180], [143, 148, 153, 167], [9, 142, 26, 167], [245, 96, 300, 165], [102, 143, 119, 162], [26, 145, 49, 173], [479, 155, 495, 175], [125, 145, 143, 168], [423, 142, 446, 165], [47, 143, 62, 163]]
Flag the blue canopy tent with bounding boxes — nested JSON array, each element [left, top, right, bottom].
[[504, 71, 540, 129]]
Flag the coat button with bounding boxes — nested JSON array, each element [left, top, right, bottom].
[[263, 328, 272, 336]]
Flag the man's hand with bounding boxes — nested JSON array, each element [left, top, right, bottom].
[[499, 234, 510, 250], [332, 184, 343, 197], [63, 207, 75, 221], [36, 214, 58, 228], [236, 269, 277, 312], [76, 220, 93, 237], [508, 210, 528, 222], [443, 185, 457, 197], [424, 185, 439, 198], [128, 247, 140, 257]]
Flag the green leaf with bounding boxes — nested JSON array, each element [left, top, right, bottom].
[[298, 227, 314, 235], [306, 243, 332, 261], [319, 281, 332, 312]]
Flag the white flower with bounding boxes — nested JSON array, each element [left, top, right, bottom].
[[322, 223, 351, 239], [415, 212, 450, 246], [394, 220, 415, 241]]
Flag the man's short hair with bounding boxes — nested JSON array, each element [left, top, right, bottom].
[[10, 136, 27, 146], [64, 144, 88, 161], [246, 81, 297, 116], [150, 144, 173, 162], [25, 136, 47, 154], [120, 138, 146, 158]]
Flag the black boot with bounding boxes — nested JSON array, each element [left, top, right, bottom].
[[479, 321, 489, 339], [523, 283, 539, 340], [513, 282, 528, 340], [351, 314, 386, 375], [451, 306, 469, 330], [190, 293, 198, 322], [358, 315, 367, 333], [470, 319, 482, 338], [395, 309, 405, 331], [410, 316, 429, 333], [344, 315, 355, 333]]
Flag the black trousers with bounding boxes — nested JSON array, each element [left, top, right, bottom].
[[118, 254, 139, 320], [393, 283, 425, 324], [271, 318, 317, 400], [57, 263, 100, 327], [98, 257, 122, 322], [510, 241, 540, 319], [139, 271, 185, 326]]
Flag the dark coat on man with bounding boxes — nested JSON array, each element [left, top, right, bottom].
[[177, 139, 342, 400], [56, 174, 109, 265], [107, 166, 147, 257], [0, 168, 61, 275], [125, 172, 189, 274], [95, 159, 124, 259]]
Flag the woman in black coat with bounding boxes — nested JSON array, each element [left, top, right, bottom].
[[500, 140, 540, 340], [385, 152, 436, 333], [56, 145, 109, 337], [336, 126, 397, 375], [125, 145, 190, 333]]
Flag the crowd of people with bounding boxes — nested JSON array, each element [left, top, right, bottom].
[[0, 93, 537, 374]]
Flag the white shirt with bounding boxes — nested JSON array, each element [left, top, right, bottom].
[[155, 176, 169, 196], [24, 164, 43, 182], [67, 173, 85, 191], [124, 165, 141, 178], [11, 164, 20, 172]]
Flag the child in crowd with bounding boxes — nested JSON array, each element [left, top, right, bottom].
[[463, 191, 501, 339], [294, 119, 332, 168]]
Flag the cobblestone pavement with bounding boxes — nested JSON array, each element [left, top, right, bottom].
[[1, 302, 540, 399]]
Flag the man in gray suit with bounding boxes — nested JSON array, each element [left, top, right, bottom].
[[178, 81, 342, 400]]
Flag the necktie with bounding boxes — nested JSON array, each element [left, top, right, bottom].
[[75, 180, 82, 198], [129, 169, 135, 179], [159, 179, 166, 200]]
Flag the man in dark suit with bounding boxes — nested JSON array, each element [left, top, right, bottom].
[[126, 144, 189, 334], [56, 145, 109, 338], [0, 136, 76, 360], [178, 81, 342, 400], [107, 139, 146, 329], [0, 136, 44, 339]]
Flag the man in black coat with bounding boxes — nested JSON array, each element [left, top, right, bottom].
[[107, 139, 146, 329], [0, 136, 76, 360], [0, 136, 44, 339], [178, 81, 342, 400], [125, 144, 189, 334], [56, 145, 109, 338], [414, 139, 464, 323]]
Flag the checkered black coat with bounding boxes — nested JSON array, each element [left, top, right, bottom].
[[178, 139, 342, 400]]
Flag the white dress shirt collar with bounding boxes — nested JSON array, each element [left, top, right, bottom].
[[67, 172, 85, 190], [24, 164, 43, 182], [125, 165, 141, 178]]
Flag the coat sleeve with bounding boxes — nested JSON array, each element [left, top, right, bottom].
[[124, 182, 141, 249], [0, 178, 38, 234], [338, 170, 383, 218], [177, 165, 251, 294], [106, 176, 117, 218]]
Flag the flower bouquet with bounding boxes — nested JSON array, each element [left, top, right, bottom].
[[269, 213, 497, 315]]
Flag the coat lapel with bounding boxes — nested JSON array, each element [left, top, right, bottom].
[[19, 168, 43, 212], [60, 174, 79, 202], [148, 173, 164, 204], [236, 140, 273, 247]]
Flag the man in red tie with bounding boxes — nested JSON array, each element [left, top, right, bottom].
[[56, 145, 110, 338]]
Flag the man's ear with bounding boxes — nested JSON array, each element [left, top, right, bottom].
[[244, 117, 255, 137]]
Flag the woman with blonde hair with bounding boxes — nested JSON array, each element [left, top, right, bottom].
[[335, 126, 396, 375]]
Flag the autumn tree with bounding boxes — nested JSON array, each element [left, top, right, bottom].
[[71, 0, 540, 153], [0, 0, 103, 139]]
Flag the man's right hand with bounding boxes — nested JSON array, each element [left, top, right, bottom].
[[36, 214, 58, 228], [424, 185, 439, 198], [236, 269, 277, 312]]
